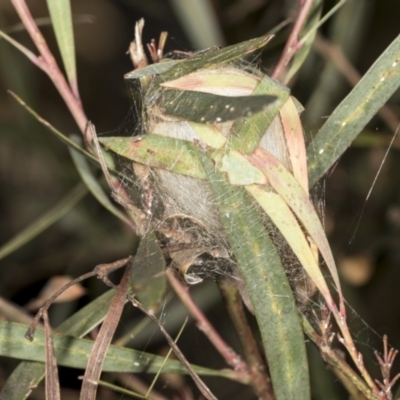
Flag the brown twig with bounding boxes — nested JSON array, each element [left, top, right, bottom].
[[10, 0, 88, 139], [271, 0, 314, 81], [80, 264, 131, 400], [166, 269, 249, 374], [374, 335, 400, 396], [218, 279, 274, 400], [26, 271, 97, 340], [43, 310, 61, 400], [302, 313, 379, 400]]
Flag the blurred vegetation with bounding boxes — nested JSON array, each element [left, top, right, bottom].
[[0, 0, 399, 399]]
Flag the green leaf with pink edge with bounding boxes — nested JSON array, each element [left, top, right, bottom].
[[246, 185, 334, 307], [99, 135, 206, 179], [279, 97, 309, 192], [247, 147, 342, 303]]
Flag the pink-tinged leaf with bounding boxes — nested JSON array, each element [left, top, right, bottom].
[[247, 148, 342, 300], [246, 185, 334, 307], [279, 97, 309, 192], [99, 135, 206, 179], [160, 67, 258, 96]]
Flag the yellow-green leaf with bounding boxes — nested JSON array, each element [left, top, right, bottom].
[[248, 147, 342, 301], [246, 185, 333, 304], [46, 0, 77, 89]]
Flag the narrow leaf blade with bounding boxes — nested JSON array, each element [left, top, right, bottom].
[[0, 290, 117, 400], [307, 34, 400, 186], [46, 0, 77, 88], [0, 183, 87, 262], [69, 136, 133, 227], [0, 321, 226, 377], [160, 90, 276, 123], [99, 135, 206, 179], [246, 186, 332, 303], [161, 34, 274, 81], [248, 147, 341, 302], [199, 152, 310, 400]]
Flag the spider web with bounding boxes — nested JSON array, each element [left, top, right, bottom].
[[100, 62, 392, 385]]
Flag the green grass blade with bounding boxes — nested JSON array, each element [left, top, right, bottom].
[[199, 153, 310, 400], [9, 92, 138, 189], [0, 321, 234, 378], [0, 30, 38, 64], [69, 135, 134, 228], [46, 0, 77, 90], [160, 34, 273, 81], [170, 0, 225, 49], [307, 34, 400, 186], [0, 290, 116, 400], [0, 183, 87, 261], [9, 91, 98, 164]]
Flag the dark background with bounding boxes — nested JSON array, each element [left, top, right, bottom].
[[0, 0, 400, 399]]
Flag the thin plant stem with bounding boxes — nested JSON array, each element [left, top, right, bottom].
[[10, 0, 89, 138], [301, 315, 378, 400], [271, 0, 314, 81], [219, 279, 274, 400], [165, 269, 248, 374]]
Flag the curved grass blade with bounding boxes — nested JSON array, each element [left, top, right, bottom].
[[246, 186, 333, 304], [248, 148, 342, 307], [307, 34, 400, 186], [0, 183, 87, 261], [0, 321, 231, 378], [9, 92, 138, 189], [69, 136, 134, 228], [9, 91, 97, 164], [46, 0, 77, 92], [199, 152, 310, 400]]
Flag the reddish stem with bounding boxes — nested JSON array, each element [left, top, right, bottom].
[[271, 0, 314, 82], [166, 270, 248, 374], [10, 0, 89, 139]]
